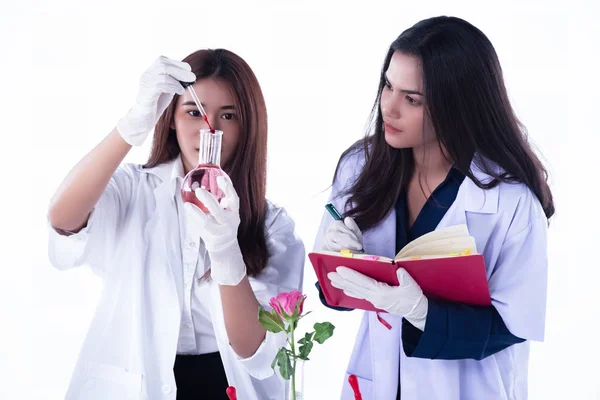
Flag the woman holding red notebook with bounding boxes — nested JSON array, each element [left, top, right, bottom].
[[314, 16, 553, 400]]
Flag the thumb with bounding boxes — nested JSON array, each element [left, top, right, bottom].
[[396, 268, 415, 287], [344, 217, 363, 242]]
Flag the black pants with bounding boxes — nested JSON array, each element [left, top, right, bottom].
[[173, 352, 229, 400]]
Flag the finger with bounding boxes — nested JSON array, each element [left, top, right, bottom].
[[342, 289, 368, 300], [216, 175, 239, 210], [329, 220, 352, 234], [194, 188, 226, 223], [396, 268, 417, 287], [335, 266, 379, 289], [330, 232, 362, 250], [184, 202, 209, 225], [344, 217, 362, 237], [329, 273, 371, 298], [153, 82, 184, 96], [150, 58, 196, 84], [147, 74, 188, 95], [156, 55, 193, 71]]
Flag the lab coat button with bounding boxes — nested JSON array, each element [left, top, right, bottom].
[[189, 241, 196, 248], [162, 384, 172, 394]]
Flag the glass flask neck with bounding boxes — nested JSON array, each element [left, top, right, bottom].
[[198, 129, 223, 166]]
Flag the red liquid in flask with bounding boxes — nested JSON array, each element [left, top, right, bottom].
[[181, 128, 225, 214], [181, 164, 226, 213]]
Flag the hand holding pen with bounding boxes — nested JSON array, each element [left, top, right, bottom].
[[324, 203, 365, 253]]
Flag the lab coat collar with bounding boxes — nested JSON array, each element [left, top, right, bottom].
[[463, 156, 500, 214], [140, 156, 185, 196]]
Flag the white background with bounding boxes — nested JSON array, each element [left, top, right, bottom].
[[2, 0, 599, 398]]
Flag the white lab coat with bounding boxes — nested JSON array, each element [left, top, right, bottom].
[[314, 150, 548, 400], [48, 159, 306, 400]]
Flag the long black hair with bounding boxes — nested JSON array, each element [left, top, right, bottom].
[[337, 16, 554, 230]]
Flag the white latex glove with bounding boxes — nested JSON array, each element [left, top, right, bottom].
[[183, 175, 246, 286], [328, 267, 429, 330], [117, 56, 196, 146], [323, 217, 364, 252]]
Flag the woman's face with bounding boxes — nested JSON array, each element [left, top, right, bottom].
[[380, 51, 434, 150], [172, 77, 241, 174]]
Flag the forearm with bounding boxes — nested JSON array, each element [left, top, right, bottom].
[[403, 300, 525, 360], [219, 276, 267, 358], [48, 128, 131, 232]]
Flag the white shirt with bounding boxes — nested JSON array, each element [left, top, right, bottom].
[[47, 158, 306, 400], [170, 156, 218, 355]]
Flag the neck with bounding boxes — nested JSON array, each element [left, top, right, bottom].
[[182, 154, 194, 176], [411, 142, 452, 177]]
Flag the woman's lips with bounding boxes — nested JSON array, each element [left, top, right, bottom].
[[384, 122, 402, 134]]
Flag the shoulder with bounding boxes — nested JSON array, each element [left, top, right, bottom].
[[333, 140, 368, 185], [263, 200, 297, 236], [122, 160, 174, 187], [496, 180, 545, 223], [467, 157, 546, 233]]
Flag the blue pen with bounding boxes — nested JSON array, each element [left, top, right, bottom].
[[325, 203, 365, 253]]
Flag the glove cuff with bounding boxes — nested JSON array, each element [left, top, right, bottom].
[[117, 105, 154, 146], [404, 295, 429, 331]]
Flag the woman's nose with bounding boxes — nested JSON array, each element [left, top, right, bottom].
[[382, 98, 401, 120]]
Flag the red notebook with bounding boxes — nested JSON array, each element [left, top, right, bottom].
[[309, 225, 491, 311]]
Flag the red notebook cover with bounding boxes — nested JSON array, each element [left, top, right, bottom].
[[309, 252, 491, 311]]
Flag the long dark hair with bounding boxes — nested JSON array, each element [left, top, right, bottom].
[[337, 16, 554, 231], [144, 49, 269, 277]]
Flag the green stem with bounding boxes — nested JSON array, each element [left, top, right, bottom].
[[290, 326, 297, 400]]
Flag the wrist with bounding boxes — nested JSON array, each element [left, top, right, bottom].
[[209, 242, 247, 286], [405, 296, 429, 331], [117, 105, 153, 146]]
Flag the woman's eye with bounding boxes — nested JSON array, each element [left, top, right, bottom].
[[407, 96, 420, 105], [187, 110, 201, 117], [221, 113, 236, 120]]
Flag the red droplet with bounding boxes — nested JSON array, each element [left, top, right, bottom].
[[226, 386, 237, 400], [348, 374, 363, 400], [203, 115, 215, 133]]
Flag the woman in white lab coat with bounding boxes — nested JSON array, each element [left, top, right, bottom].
[[314, 17, 553, 399], [47, 49, 305, 400]]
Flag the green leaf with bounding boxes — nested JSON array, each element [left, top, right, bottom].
[[313, 322, 335, 344], [271, 355, 278, 370], [276, 347, 293, 380], [297, 331, 315, 345], [298, 331, 315, 360], [258, 307, 285, 333], [298, 344, 313, 360]]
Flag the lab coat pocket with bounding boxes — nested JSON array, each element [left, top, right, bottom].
[[342, 373, 373, 400], [79, 362, 143, 400]]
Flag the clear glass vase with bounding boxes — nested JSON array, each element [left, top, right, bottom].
[[181, 129, 227, 213], [288, 359, 305, 400]]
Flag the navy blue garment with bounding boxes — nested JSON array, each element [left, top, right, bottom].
[[395, 168, 525, 360], [315, 281, 354, 311]]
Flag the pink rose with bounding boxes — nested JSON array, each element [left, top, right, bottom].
[[269, 290, 306, 319]]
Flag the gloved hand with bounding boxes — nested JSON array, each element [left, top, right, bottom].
[[183, 174, 246, 286], [117, 56, 196, 146], [323, 216, 364, 253], [328, 267, 428, 330]]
